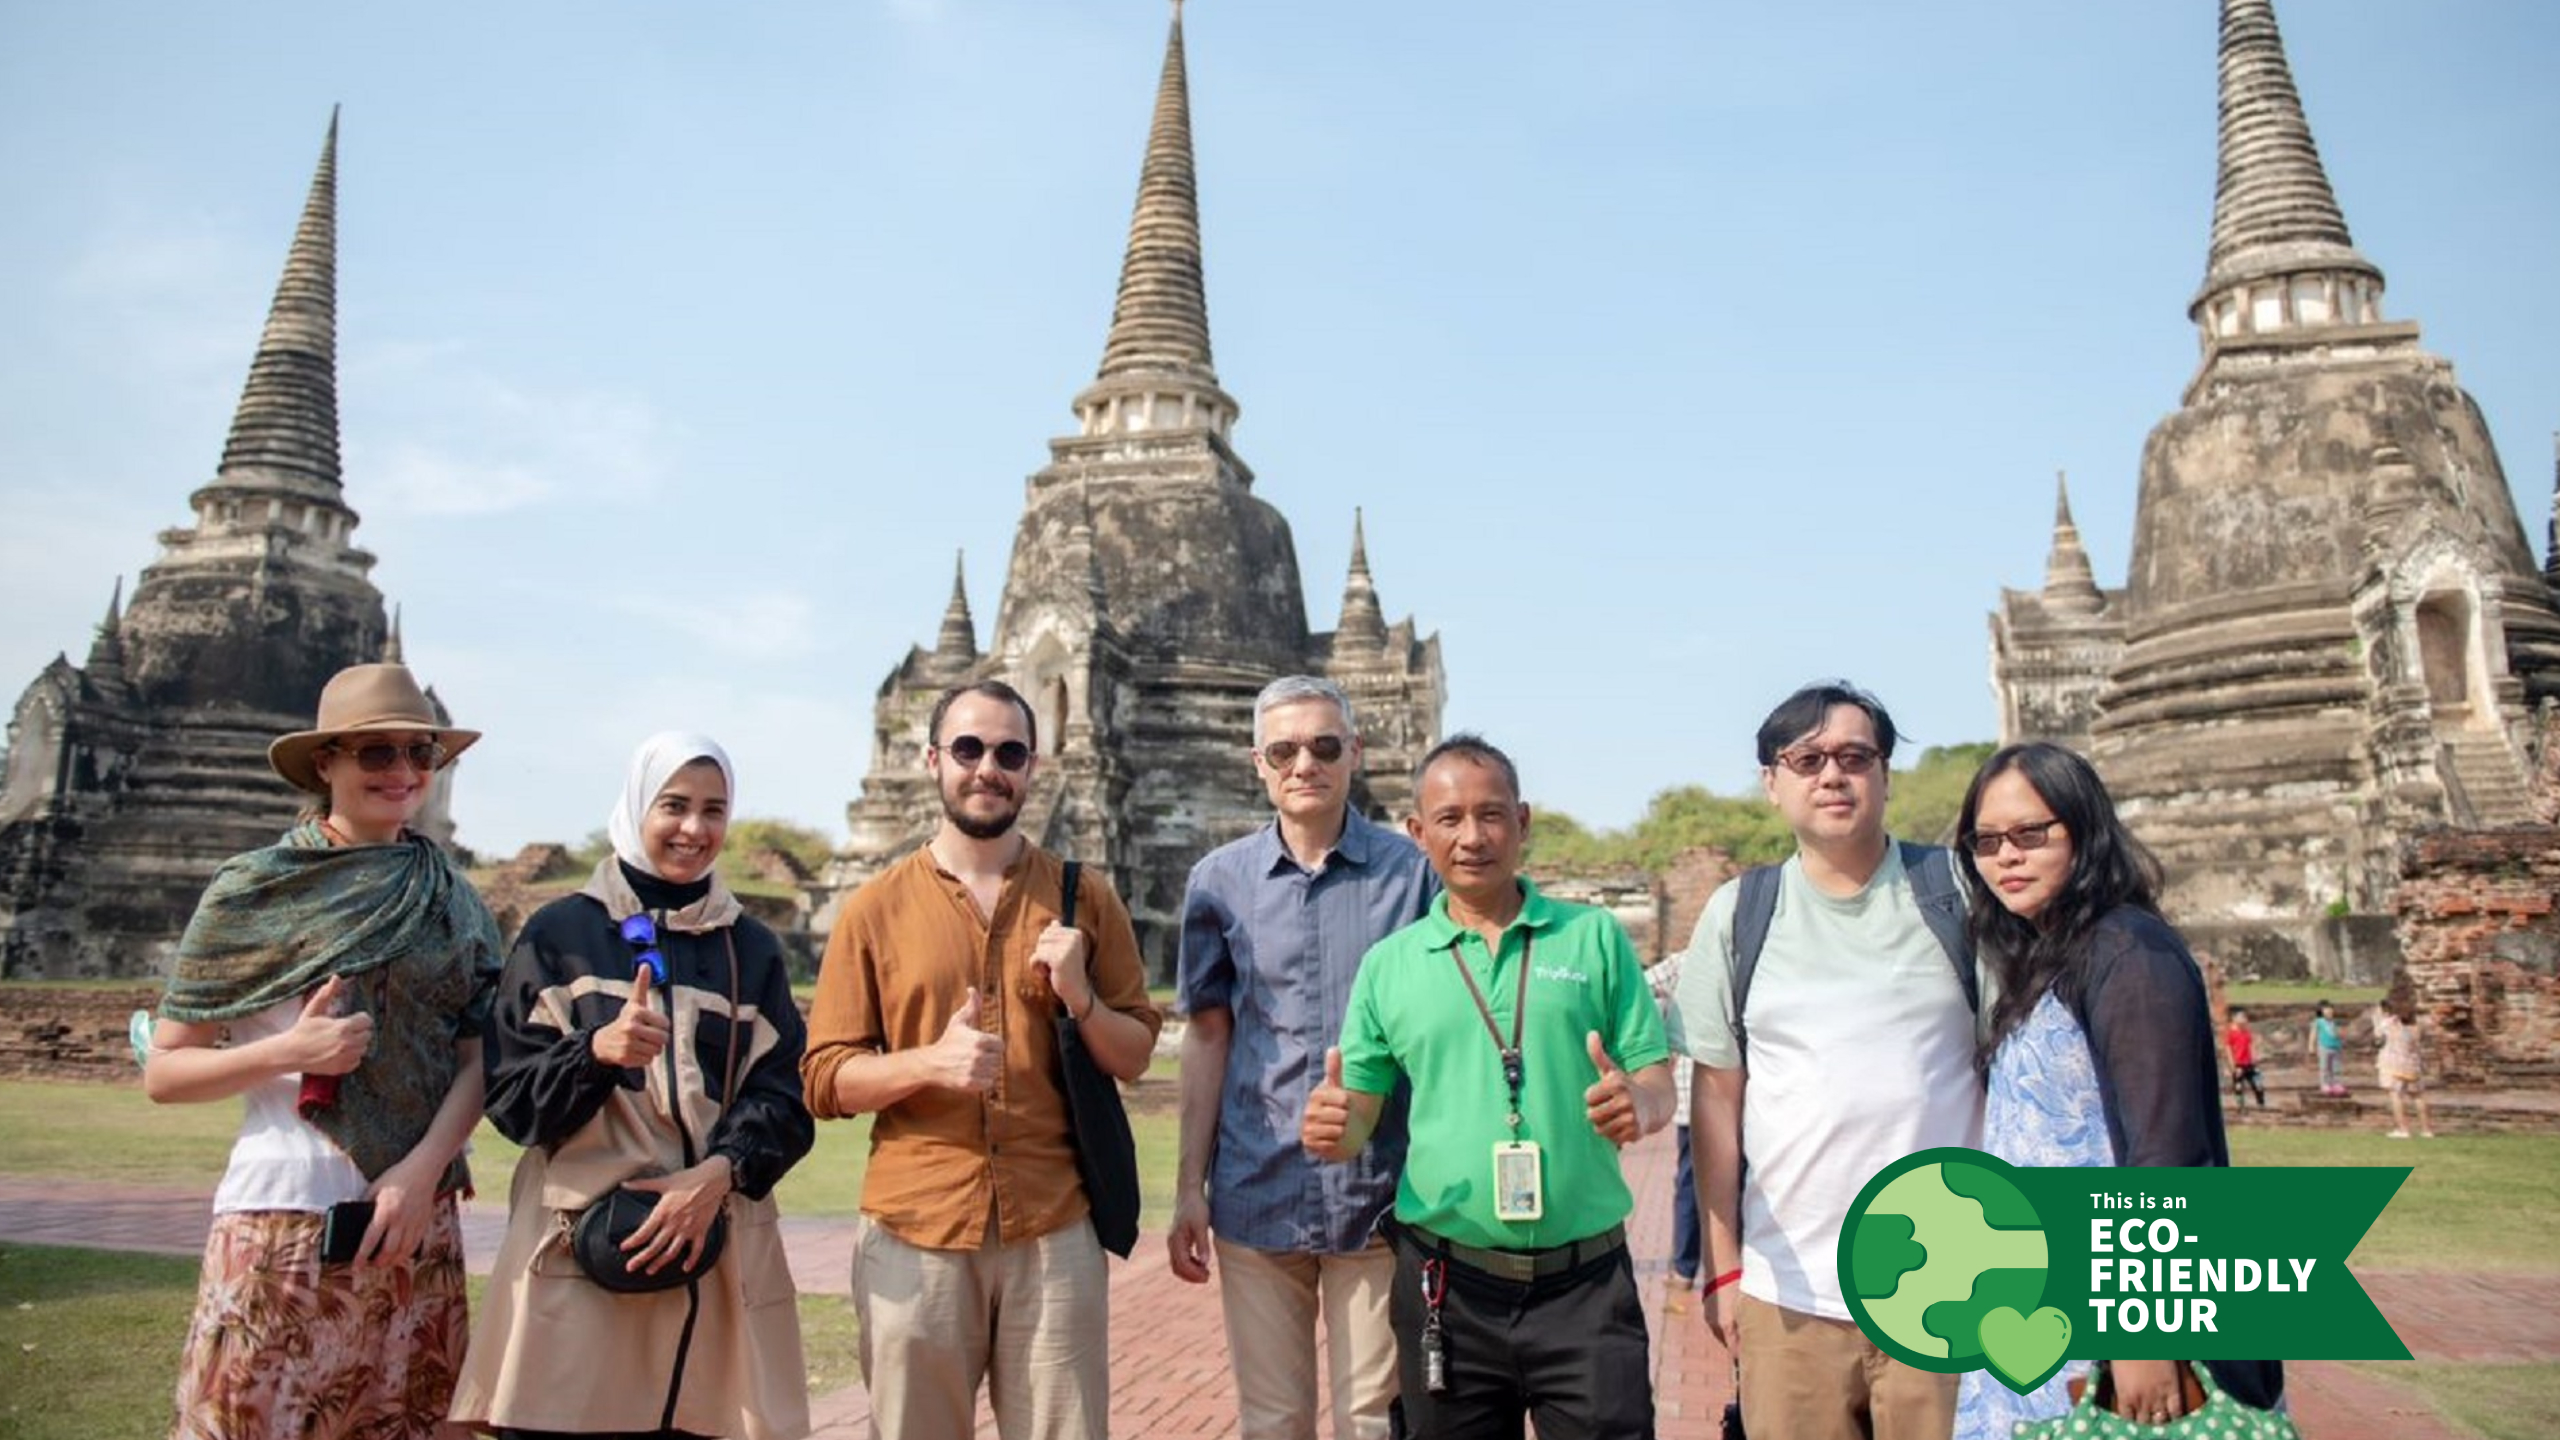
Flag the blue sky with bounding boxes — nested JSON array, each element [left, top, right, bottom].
[[3, 2, 2555, 856]]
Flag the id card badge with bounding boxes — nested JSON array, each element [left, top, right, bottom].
[[1492, 1139, 1544, 1222]]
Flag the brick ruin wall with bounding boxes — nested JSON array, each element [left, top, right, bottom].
[[2390, 826, 2560, 1083], [4, 982, 161, 1082]]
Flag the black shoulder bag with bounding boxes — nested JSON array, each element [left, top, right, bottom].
[[1055, 860, 1141, 1258]]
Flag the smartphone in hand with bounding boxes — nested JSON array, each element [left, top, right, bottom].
[[319, 1199, 376, 1265]]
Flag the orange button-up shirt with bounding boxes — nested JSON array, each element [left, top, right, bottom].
[[801, 844, 1161, 1250]]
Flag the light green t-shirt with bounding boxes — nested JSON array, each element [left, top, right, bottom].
[[1340, 879, 1670, 1251]]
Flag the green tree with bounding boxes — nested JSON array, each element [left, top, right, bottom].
[[1884, 742, 1997, 847], [723, 818, 836, 871], [1529, 740, 1996, 876]]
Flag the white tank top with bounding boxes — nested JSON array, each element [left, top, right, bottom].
[[206, 998, 372, 1215]]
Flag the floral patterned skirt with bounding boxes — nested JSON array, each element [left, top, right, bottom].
[[170, 1199, 468, 1440]]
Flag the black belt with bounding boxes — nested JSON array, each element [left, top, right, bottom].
[[1398, 1222, 1627, 1284]]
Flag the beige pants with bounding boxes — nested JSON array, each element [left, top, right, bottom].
[[853, 1214, 1110, 1440], [1737, 1292, 1956, 1440], [1213, 1237, 1398, 1440]]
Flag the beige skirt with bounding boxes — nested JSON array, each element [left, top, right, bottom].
[[169, 1198, 468, 1440]]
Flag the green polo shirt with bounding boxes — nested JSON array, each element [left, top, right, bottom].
[[1339, 879, 1669, 1251]]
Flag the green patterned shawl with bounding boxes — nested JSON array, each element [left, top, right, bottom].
[[163, 824, 504, 1185]]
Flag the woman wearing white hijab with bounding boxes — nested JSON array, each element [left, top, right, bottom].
[[453, 733, 814, 1440]]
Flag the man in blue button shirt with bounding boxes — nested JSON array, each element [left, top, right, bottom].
[[1171, 676, 1440, 1440]]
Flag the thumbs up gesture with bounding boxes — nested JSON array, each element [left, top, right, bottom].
[[1301, 1046, 1359, 1162], [1583, 1030, 1641, 1145], [926, 986, 1004, 1094], [593, 963, 672, 1069], [285, 974, 373, 1076]]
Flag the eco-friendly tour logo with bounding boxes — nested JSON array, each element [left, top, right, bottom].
[[1837, 1148, 2409, 1394]]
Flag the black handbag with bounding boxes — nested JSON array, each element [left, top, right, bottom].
[[1055, 861, 1141, 1259], [574, 1184, 728, 1293], [571, 925, 741, 1293]]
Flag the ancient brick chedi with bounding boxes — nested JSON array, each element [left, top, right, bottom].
[[826, 12, 1443, 976], [0, 116, 455, 978], [1993, 0, 2560, 970]]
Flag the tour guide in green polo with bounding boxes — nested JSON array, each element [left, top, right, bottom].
[[1304, 733, 1673, 1440]]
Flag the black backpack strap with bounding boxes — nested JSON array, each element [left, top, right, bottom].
[[1899, 840, 1979, 1015], [1730, 864, 1782, 1064]]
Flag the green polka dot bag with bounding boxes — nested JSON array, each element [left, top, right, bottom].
[[2013, 1362, 2299, 1440]]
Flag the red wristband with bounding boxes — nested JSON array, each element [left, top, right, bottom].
[[1702, 1268, 1743, 1297]]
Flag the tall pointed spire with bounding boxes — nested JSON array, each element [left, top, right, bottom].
[[2546, 433, 2559, 588], [1073, 4, 1237, 440], [935, 551, 978, 660], [2040, 473, 2106, 615], [1331, 509, 1389, 658], [380, 604, 404, 665], [213, 109, 345, 500], [1097, 4, 1214, 386], [84, 578, 127, 681], [2193, 0, 2381, 327]]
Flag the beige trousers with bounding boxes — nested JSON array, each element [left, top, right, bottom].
[[1213, 1237, 1398, 1440], [1737, 1291, 1956, 1440], [853, 1214, 1110, 1440]]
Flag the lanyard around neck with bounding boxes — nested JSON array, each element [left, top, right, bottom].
[[1449, 932, 1532, 1135]]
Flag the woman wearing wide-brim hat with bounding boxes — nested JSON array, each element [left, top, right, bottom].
[[144, 661, 504, 1440]]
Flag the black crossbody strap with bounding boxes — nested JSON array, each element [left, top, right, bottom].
[[1056, 860, 1084, 1021]]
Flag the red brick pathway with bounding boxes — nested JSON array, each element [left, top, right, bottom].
[[4, 1131, 2550, 1437]]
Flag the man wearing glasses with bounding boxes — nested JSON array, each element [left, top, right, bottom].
[[1168, 676, 1439, 1440], [801, 679, 1162, 1438], [1669, 681, 1981, 1440]]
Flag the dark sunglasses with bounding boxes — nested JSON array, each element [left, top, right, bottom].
[[1773, 744, 1881, 777], [1260, 735, 1347, 768], [940, 734, 1032, 772], [329, 739, 446, 773], [619, 913, 666, 984], [1962, 819, 2065, 858]]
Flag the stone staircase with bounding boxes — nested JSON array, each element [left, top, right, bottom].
[[2437, 728, 2535, 826]]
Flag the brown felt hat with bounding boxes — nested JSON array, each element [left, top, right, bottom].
[[267, 663, 481, 795]]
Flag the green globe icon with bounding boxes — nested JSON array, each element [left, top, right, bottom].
[[1838, 1148, 2053, 1374]]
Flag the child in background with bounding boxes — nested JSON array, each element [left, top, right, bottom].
[[2225, 1008, 2266, 1108], [2309, 999, 2346, 1097], [2373, 981, 2435, 1138]]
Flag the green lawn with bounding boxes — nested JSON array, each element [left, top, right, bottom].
[[0, 1071, 1187, 1221], [2223, 980, 2387, 1007], [0, 1243, 864, 1440], [2351, 1362, 2560, 1440], [2227, 1129, 2560, 1272]]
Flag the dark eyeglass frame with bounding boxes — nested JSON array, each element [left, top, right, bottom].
[[1773, 744, 1881, 777], [939, 734, 1033, 773], [328, 739, 447, 774], [1962, 819, 2065, 858], [619, 913, 666, 985], [1259, 734, 1348, 769]]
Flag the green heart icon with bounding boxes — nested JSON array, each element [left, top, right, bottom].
[[1978, 1305, 2072, 1395]]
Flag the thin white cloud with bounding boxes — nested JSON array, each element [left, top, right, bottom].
[[362, 443, 555, 517], [608, 590, 825, 664], [345, 345, 679, 518], [56, 210, 269, 392]]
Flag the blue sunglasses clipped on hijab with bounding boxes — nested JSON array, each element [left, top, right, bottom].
[[620, 914, 667, 985]]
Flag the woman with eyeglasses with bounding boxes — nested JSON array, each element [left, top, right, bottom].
[[452, 733, 814, 1440], [146, 663, 504, 1440], [1949, 742, 2281, 1439]]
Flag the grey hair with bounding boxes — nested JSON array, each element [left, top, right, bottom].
[[1253, 675, 1356, 748]]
